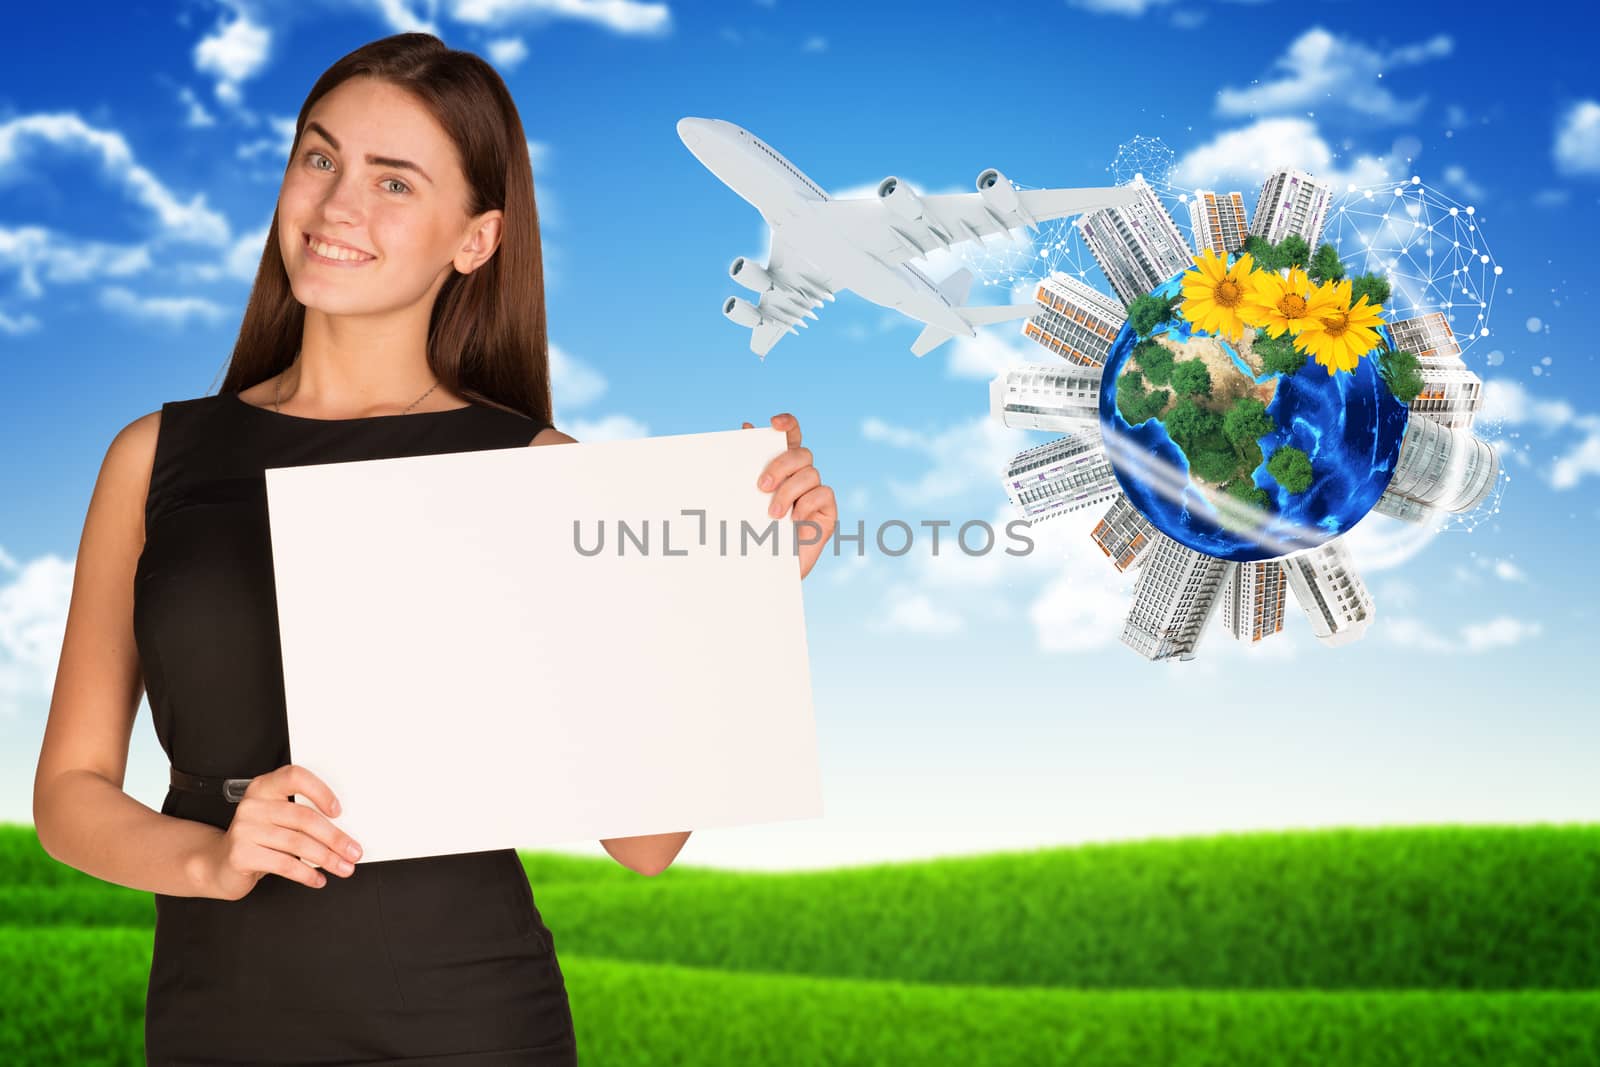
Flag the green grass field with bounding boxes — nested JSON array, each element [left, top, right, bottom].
[[2, 822, 1596, 1064]]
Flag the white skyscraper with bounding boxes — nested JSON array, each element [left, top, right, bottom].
[[1022, 273, 1128, 368], [1121, 534, 1231, 661], [990, 363, 1104, 433], [1281, 540, 1373, 647], [1090, 494, 1157, 572], [1003, 432, 1121, 522], [1249, 168, 1333, 248], [1412, 361, 1485, 429], [1220, 560, 1288, 643], [1383, 416, 1500, 515], [1188, 189, 1249, 255], [1386, 313, 1483, 429], [1388, 312, 1461, 363], [1077, 175, 1193, 307]]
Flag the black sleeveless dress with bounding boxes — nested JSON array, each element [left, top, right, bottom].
[[134, 392, 580, 1065]]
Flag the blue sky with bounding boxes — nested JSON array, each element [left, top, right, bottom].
[[2, 0, 1596, 869]]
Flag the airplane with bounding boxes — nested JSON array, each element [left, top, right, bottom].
[[676, 116, 1140, 359]]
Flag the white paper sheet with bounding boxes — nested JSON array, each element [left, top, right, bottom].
[[262, 427, 822, 864]]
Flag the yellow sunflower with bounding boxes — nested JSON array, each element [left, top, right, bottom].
[[1293, 278, 1386, 374], [1180, 249, 1256, 341], [1242, 266, 1333, 338]]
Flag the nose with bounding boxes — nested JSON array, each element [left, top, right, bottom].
[[676, 117, 711, 149]]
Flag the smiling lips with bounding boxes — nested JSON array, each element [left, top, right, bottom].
[[304, 231, 376, 265]]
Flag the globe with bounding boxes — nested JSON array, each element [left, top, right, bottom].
[[1097, 271, 1409, 563]]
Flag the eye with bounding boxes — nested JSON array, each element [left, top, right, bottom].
[[382, 178, 411, 195], [304, 149, 332, 170]]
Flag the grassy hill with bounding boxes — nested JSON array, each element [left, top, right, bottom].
[[2, 822, 1596, 1065]]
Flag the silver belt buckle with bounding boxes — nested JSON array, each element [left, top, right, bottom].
[[222, 778, 253, 803]]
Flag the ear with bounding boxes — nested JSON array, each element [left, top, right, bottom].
[[454, 209, 505, 275]]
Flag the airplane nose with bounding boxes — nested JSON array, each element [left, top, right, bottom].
[[676, 117, 708, 147]]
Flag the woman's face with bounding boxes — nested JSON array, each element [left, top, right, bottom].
[[276, 76, 501, 317]]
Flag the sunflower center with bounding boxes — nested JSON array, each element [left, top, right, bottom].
[[1215, 279, 1243, 307], [1322, 311, 1350, 338], [1279, 293, 1307, 317]]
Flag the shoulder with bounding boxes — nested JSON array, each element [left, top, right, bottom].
[[529, 425, 578, 446], [91, 407, 164, 551]]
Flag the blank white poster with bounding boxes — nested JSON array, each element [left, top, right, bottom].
[[263, 427, 822, 864]]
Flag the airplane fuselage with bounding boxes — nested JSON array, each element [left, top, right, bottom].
[[677, 119, 975, 337]]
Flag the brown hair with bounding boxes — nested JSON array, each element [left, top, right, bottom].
[[216, 32, 551, 425]]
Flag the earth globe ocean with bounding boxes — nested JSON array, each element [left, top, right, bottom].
[[1097, 271, 1409, 564]]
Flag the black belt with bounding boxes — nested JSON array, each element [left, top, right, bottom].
[[170, 766, 254, 803]]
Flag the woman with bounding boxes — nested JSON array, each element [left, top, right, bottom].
[[31, 33, 837, 1065]]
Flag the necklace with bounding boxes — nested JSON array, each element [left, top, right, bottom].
[[274, 364, 440, 416]]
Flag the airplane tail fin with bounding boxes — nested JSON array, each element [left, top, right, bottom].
[[937, 267, 975, 305], [910, 299, 1039, 357]]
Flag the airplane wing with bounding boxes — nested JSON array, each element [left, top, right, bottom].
[[744, 234, 841, 358], [813, 183, 1139, 266]]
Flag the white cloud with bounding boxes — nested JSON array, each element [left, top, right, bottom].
[[945, 323, 1035, 380], [1461, 616, 1542, 651], [1170, 117, 1409, 192], [0, 113, 231, 244], [371, 0, 442, 34], [1216, 27, 1452, 124], [236, 115, 297, 162], [1492, 559, 1526, 582], [1065, 0, 1176, 13], [1340, 512, 1441, 573], [565, 413, 650, 441], [0, 549, 74, 718], [1440, 164, 1486, 202], [872, 587, 964, 634], [0, 310, 41, 336], [1553, 100, 1600, 176], [0, 224, 153, 299], [1385, 614, 1542, 654], [448, 0, 672, 35], [98, 286, 228, 326], [548, 341, 607, 408], [800, 35, 826, 53], [1532, 188, 1570, 208], [194, 3, 272, 108], [1479, 378, 1600, 491], [488, 36, 530, 68], [1551, 434, 1600, 490], [861, 413, 1033, 507], [177, 86, 216, 129]]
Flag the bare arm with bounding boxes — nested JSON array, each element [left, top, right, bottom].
[[530, 423, 692, 877], [32, 411, 226, 898]]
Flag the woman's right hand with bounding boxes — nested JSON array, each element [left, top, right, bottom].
[[203, 764, 365, 900]]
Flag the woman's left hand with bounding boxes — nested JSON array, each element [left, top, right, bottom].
[[743, 413, 837, 580]]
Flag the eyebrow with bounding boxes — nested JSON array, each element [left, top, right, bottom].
[[303, 121, 434, 185]]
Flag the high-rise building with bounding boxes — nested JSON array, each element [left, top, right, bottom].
[[1412, 360, 1485, 429], [1003, 432, 1121, 522], [1188, 189, 1249, 255], [1372, 488, 1437, 525], [990, 363, 1104, 432], [1078, 175, 1193, 308], [1021, 273, 1128, 369], [1249, 168, 1333, 248], [1120, 534, 1231, 661], [1220, 560, 1287, 643], [1089, 494, 1156, 572], [1383, 416, 1500, 514], [1281, 540, 1373, 647], [1388, 312, 1461, 363]]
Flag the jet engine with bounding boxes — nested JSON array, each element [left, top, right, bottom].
[[723, 295, 763, 329], [876, 175, 926, 222], [729, 256, 774, 293], [976, 168, 1019, 216]]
